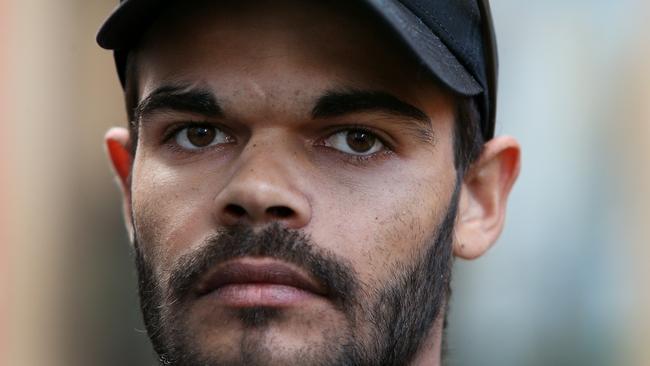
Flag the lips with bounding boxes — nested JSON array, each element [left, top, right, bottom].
[[194, 259, 328, 307]]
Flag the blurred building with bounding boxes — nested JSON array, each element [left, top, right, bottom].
[[447, 1, 650, 365]]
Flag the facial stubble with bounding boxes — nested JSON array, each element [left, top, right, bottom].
[[133, 184, 459, 366]]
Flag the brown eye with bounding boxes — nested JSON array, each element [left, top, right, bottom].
[[187, 126, 215, 147], [175, 125, 229, 150], [346, 130, 376, 153], [325, 129, 384, 155]]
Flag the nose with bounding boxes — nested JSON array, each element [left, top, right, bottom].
[[213, 143, 312, 229]]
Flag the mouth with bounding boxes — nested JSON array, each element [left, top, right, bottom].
[[194, 258, 328, 308]]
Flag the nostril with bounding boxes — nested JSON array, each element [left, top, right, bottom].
[[224, 204, 247, 218], [266, 206, 294, 218]]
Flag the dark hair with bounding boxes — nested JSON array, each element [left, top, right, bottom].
[[122, 53, 484, 175], [453, 97, 484, 174]]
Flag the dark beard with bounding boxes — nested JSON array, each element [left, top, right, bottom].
[[133, 185, 458, 366]]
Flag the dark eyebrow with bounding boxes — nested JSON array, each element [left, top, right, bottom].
[[311, 90, 433, 141], [134, 84, 223, 123], [312, 90, 429, 121]]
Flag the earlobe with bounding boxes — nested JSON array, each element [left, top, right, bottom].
[[454, 136, 521, 259], [104, 127, 135, 238]]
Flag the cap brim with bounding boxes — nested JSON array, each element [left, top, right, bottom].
[[97, 0, 483, 96], [362, 0, 482, 96], [97, 0, 163, 51]]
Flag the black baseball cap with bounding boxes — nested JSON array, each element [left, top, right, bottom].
[[97, 0, 498, 140]]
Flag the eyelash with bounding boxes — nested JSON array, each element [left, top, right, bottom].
[[160, 121, 394, 163], [318, 125, 394, 163], [162, 121, 207, 141], [161, 121, 230, 150]]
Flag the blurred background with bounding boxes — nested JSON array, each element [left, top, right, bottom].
[[2, 0, 649, 365]]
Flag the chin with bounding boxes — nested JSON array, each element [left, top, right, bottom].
[[171, 303, 353, 366]]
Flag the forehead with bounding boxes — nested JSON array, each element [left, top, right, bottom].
[[133, 0, 446, 106]]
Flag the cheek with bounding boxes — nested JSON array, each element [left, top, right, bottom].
[[130, 155, 221, 268], [308, 157, 457, 284]]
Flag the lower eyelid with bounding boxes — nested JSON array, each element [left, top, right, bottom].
[[342, 149, 394, 165]]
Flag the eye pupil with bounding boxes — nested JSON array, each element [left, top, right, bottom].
[[346, 130, 375, 153], [187, 126, 216, 147]]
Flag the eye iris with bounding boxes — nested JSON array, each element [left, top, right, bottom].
[[187, 126, 216, 147], [346, 130, 375, 153]]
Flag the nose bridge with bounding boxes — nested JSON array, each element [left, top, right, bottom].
[[237, 130, 301, 187], [213, 131, 311, 228]]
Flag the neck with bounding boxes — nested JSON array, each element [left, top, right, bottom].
[[409, 310, 445, 366]]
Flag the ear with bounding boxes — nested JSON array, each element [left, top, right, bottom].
[[454, 136, 521, 259], [104, 127, 135, 240]]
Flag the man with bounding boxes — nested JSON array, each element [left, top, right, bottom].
[[98, 0, 520, 365]]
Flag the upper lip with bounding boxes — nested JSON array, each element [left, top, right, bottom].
[[194, 258, 328, 297]]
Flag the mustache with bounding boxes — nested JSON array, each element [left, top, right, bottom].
[[166, 224, 359, 309]]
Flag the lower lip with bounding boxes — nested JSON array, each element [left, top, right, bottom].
[[205, 284, 318, 307]]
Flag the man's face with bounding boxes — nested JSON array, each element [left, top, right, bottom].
[[127, 0, 461, 365]]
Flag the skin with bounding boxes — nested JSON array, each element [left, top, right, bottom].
[[104, 0, 520, 365]]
